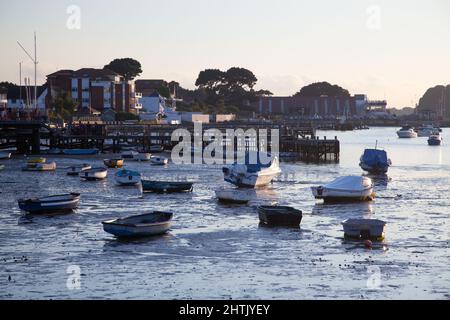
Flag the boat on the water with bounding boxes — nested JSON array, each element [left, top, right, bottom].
[[102, 212, 173, 238], [18, 193, 80, 214], [104, 158, 124, 168], [0, 152, 11, 159], [417, 125, 437, 137], [63, 149, 99, 155], [222, 152, 281, 188], [23, 162, 56, 172], [133, 153, 152, 161], [141, 180, 193, 193], [342, 219, 387, 240], [396, 125, 417, 138], [150, 156, 169, 165], [27, 157, 46, 164], [79, 167, 108, 180], [258, 206, 303, 227], [359, 148, 391, 174], [121, 151, 139, 159], [115, 169, 141, 186], [149, 145, 164, 153], [428, 133, 443, 146], [67, 164, 92, 176], [311, 176, 375, 203], [0, 164, 4, 171], [215, 188, 254, 204]]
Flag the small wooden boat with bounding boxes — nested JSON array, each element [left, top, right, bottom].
[[102, 212, 173, 238], [121, 151, 139, 159], [258, 206, 303, 227], [150, 156, 169, 165], [141, 180, 193, 193], [149, 145, 164, 153], [342, 219, 387, 240], [27, 157, 46, 164], [18, 193, 80, 214], [133, 153, 152, 161], [104, 158, 124, 168], [215, 188, 254, 204], [115, 169, 141, 186], [67, 164, 92, 176], [63, 149, 99, 155], [0, 152, 11, 160], [79, 167, 108, 180], [23, 162, 57, 171]]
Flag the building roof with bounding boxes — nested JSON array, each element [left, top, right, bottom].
[[46, 69, 74, 78], [73, 68, 119, 80]]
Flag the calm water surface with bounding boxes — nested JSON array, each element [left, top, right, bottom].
[[0, 127, 449, 299]]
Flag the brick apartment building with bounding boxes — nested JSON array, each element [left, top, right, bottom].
[[45, 68, 142, 113]]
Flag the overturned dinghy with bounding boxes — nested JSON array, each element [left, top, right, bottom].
[[79, 167, 108, 181], [258, 206, 303, 227], [67, 164, 92, 176], [342, 219, 387, 240], [115, 169, 141, 186], [102, 212, 173, 238], [311, 176, 375, 203], [215, 188, 254, 204], [18, 193, 80, 214]]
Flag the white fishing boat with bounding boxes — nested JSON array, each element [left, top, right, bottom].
[[150, 155, 169, 165], [428, 133, 443, 146], [115, 169, 141, 186], [67, 164, 92, 176], [0, 152, 11, 160], [102, 212, 173, 238], [121, 151, 139, 159], [342, 219, 387, 240], [133, 153, 152, 161], [311, 176, 375, 202], [396, 125, 417, 138], [215, 188, 255, 204], [222, 152, 281, 188], [23, 162, 57, 172], [79, 167, 108, 181]]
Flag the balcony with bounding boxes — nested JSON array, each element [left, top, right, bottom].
[[133, 103, 143, 110], [133, 92, 142, 98]]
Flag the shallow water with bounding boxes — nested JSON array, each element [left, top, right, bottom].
[[0, 127, 449, 299]]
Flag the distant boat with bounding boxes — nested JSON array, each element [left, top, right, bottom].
[[359, 148, 392, 174], [121, 151, 139, 159], [149, 145, 164, 153], [23, 162, 56, 172], [342, 219, 387, 240], [102, 212, 173, 238], [396, 125, 417, 138], [311, 176, 375, 203], [215, 188, 254, 204], [67, 164, 92, 176], [18, 193, 80, 214], [27, 157, 46, 164], [150, 156, 169, 165], [0, 152, 11, 160], [63, 149, 99, 155], [115, 169, 141, 186], [417, 125, 436, 137], [258, 206, 303, 227], [141, 180, 193, 193], [222, 152, 281, 188], [0, 164, 4, 171], [133, 153, 152, 161], [428, 134, 443, 146], [79, 167, 108, 181], [104, 158, 124, 168]]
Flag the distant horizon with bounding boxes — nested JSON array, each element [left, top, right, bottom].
[[1, 0, 449, 108]]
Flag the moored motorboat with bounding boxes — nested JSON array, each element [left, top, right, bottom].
[[311, 176, 375, 203], [102, 212, 173, 238], [115, 169, 141, 186], [222, 152, 281, 188], [417, 125, 436, 137], [133, 153, 152, 161], [150, 156, 169, 165], [0, 152, 11, 160], [67, 164, 92, 176], [215, 188, 254, 204], [359, 148, 392, 174], [63, 149, 99, 156], [121, 151, 139, 159], [141, 180, 193, 193], [396, 125, 417, 138], [258, 206, 303, 227], [428, 134, 443, 146], [23, 162, 57, 171], [104, 158, 124, 168], [18, 193, 80, 214], [27, 157, 46, 164], [342, 219, 387, 240], [79, 167, 108, 180]]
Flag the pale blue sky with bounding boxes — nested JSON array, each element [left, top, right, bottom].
[[1, 0, 449, 107]]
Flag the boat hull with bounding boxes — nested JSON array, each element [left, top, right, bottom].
[[397, 130, 417, 138], [359, 163, 389, 174], [102, 212, 173, 238], [141, 180, 193, 193], [342, 219, 387, 240], [63, 149, 98, 155], [428, 138, 442, 146], [115, 170, 141, 186], [67, 165, 91, 176], [18, 193, 80, 214], [104, 159, 124, 168], [23, 162, 56, 172], [79, 168, 108, 180], [312, 186, 375, 202], [258, 206, 302, 227], [215, 189, 253, 204]]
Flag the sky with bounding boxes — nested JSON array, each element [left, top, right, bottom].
[[1, 0, 449, 107]]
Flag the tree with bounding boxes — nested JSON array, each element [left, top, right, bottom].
[[294, 82, 351, 97], [195, 69, 225, 95], [50, 92, 77, 121], [104, 58, 142, 80]]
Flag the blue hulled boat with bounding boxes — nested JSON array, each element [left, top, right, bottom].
[[102, 212, 173, 238], [18, 193, 80, 213], [359, 149, 391, 174]]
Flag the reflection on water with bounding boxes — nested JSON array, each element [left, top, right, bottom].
[[1, 127, 450, 299]]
